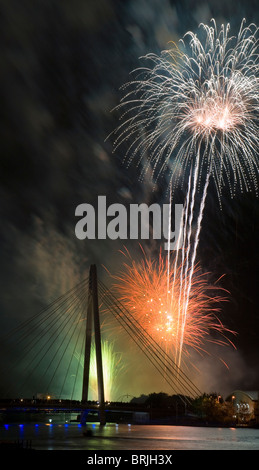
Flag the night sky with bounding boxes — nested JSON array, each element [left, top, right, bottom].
[[0, 0, 258, 400]]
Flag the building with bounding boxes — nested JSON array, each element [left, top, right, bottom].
[[226, 390, 259, 426]]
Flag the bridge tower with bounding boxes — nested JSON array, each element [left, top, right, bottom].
[[81, 264, 106, 425]]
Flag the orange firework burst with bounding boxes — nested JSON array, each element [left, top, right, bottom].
[[111, 247, 235, 366]]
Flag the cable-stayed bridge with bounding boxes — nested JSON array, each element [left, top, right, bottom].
[[0, 265, 201, 424]]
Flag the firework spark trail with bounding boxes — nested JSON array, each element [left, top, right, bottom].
[[167, 156, 211, 367], [166, 181, 172, 293], [178, 169, 211, 367]]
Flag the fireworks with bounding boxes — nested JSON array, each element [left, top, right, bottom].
[[109, 20, 258, 370], [111, 248, 235, 367], [112, 19, 259, 200]]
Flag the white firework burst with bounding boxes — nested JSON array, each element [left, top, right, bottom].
[[111, 19, 259, 200]]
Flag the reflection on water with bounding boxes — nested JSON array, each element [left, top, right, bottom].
[[0, 422, 259, 450]]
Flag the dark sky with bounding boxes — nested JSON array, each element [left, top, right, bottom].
[[0, 0, 258, 400]]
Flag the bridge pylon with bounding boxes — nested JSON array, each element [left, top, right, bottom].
[[81, 264, 106, 425]]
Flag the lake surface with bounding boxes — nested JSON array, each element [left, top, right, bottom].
[[0, 421, 259, 451]]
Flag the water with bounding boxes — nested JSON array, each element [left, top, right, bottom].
[[0, 421, 258, 451]]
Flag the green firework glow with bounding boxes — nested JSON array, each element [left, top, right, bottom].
[[89, 340, 124, 402]]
